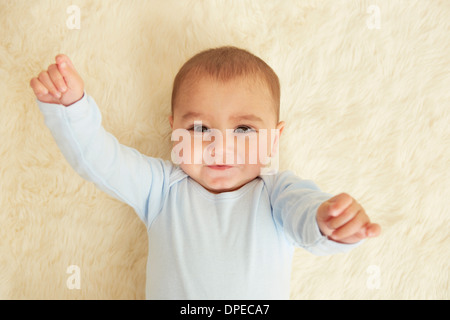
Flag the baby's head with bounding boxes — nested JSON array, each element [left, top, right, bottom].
[[169, 46, 285, 194]]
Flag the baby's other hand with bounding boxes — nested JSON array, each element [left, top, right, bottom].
[[316, 193, 381, 244], [30, 54, 84, 107]]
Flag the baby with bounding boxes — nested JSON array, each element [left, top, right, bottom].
[[30, 46, 380, 299]]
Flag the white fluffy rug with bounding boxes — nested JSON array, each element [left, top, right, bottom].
[[0, 0, 448, 299]]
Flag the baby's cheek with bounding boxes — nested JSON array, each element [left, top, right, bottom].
[[233, 135, 271, 166], [245, 141, 258, 165], [191, 136, 205, 164], [180, 163, 200, 180], [254, 135, 272, 165]]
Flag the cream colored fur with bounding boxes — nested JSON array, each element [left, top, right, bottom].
[[0, 0, 448, 299]]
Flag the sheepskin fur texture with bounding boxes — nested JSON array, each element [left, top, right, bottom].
[[0, 0, 448, 299]]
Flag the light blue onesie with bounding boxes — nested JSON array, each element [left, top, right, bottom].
[[37, 93, 361, 299]]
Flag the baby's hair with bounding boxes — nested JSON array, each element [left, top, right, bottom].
[[171, 46, 280, 123]]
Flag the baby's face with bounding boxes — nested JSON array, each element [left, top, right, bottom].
[[169, 76, 284, 194]]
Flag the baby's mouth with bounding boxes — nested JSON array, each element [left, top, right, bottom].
[[206, 165, 234, 170]]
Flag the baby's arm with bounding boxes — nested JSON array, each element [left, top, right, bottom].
[[30, 55, 169, 225], [267, 171, 371, 255]]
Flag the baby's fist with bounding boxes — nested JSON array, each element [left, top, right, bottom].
[[30, 54, 84, 107], [316, 193, 381, 244]]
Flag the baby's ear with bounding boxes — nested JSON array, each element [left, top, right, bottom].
[[270, 121, 285, 156], [168, 115, 174, 129], [276, 121, 285, 136]]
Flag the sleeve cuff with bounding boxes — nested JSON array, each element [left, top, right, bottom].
[[313, 217, 364, 253], [301, 201, 364, 256], [37, 91, 88, 116]]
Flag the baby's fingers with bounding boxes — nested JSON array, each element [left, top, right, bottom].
[[48, 64, 67, 93], [365, 223, 381, 238], [331, 214, 367, 241], [37, 70, 61, 99], [55, 54, 82, 89], [326, 202, 360, 230], [30, 77, 48, 97], [30, 77, 60, 104]]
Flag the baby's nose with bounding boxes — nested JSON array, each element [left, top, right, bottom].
[[203, 130, 242, 165]]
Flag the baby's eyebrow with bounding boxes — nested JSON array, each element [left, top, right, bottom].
[[181, 112, 206, 121], [231, 114, 264, 124], [180, 112, 264, 124]]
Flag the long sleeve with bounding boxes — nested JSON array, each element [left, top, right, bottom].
[[263, 170, 362, 256], [36, 93, 173, 226]]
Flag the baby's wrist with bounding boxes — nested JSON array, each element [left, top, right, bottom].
[[64, 92, 85, 107]]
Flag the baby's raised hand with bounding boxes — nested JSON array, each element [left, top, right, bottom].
[[30, 54, 84, 107], [316, 193, 381, 244]]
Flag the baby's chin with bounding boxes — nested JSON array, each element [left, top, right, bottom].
[[181, 163, 261, 194], [202, 183, 245, 194]]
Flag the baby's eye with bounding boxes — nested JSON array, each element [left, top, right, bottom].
[[234, 126, 256, 134], [189, 124, 210, 133]]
